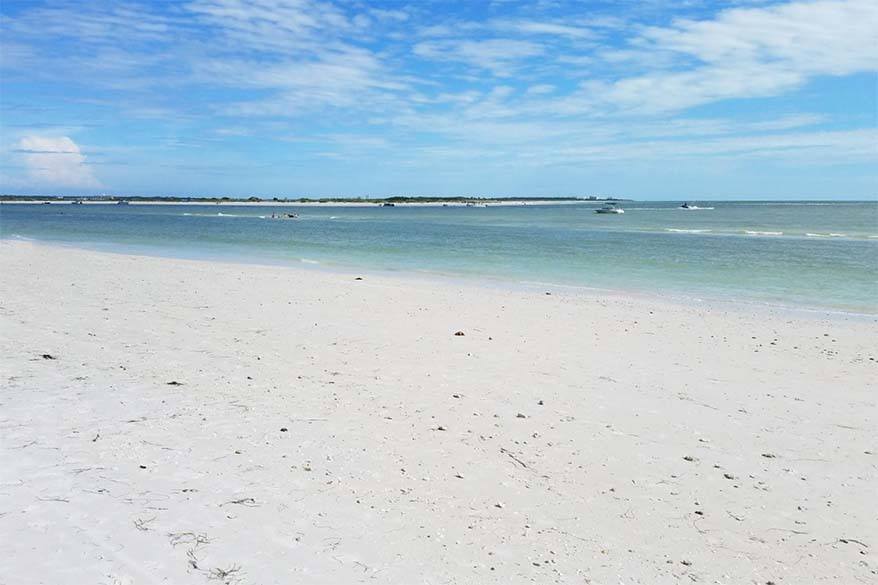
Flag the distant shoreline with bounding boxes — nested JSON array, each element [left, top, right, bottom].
[[0, 195, 630, 207], [0, 196, 623, 207]]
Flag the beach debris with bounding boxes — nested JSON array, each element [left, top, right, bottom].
[[221, 497, 258, 507], [41, 353, 56, 360], [139, 464, 147, 469], [208, 565, 241, 583], [166, 380, 184, 386], [545, 292, 551, 295], [168, 531, 210, 548], [134, 516, 156, 531], [683, 455, 697, 462], [494, 502, 504, 509], [723, 473, 736, 480], [537, 400, 544, 405], [36, 496, 70, 503], [452, 393, 461, 398], [761, 453, 777, 458], [500, 447, 529, 469], [436, 425, 447, 431], [453, 330, 465, 336], [837, 538, 869, 548], [516, 413, 527, 419], [280, 427, 288, 432], [681, 560, 692, 566]]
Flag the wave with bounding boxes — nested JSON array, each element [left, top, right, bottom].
[[181, 212, 251, 218], [806, 232, 847, 238], [665, 228, 712, 234], [745, 230, 783, 236], [300, 258, 320, 265]]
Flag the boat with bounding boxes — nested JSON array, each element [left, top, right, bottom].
[[116, 200, 129, 205], [594, 202, 624, 214], [680, 202, 699, 209], [382, 202, 395, 207]]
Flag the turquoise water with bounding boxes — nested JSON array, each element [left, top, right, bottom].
[[2, 201, 876, 313]]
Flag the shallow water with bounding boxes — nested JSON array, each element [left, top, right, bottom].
[[2, 201, 876, 313]]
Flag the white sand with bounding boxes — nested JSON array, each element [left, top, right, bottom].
[[1, 240, 875, 584]]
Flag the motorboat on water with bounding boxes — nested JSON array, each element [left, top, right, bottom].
[[595, 202, 624, 214], [679, 202, 714, 210]]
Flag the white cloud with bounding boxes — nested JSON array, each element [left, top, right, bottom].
[[526, 84, 556, 95], [492, 19, 595, 39], [413, 39, 544, 75], [640, 0, 878, 75], [185, 0, 357, 53], [370, 8, 409, 23], [539, 128, 878, 166], [577, 0, 878, 113], [16, 136, 100, 188]]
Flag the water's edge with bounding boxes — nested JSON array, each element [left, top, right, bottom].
[[5, 237, 875, 323]]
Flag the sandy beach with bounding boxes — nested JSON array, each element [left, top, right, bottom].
[[1, 240, 875, 584]]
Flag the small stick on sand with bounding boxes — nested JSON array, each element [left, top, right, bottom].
[[500, 447, 529, 469]]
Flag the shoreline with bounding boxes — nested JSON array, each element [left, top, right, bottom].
[[4, 237, 876, 321], [2, 240, 875, 583]]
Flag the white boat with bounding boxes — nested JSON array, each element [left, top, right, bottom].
[[595, 202, 624, 214]]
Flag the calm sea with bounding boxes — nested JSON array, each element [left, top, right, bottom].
[[2, 201, 876, 313]]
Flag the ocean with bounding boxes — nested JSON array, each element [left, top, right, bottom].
[[2, 200, 876, 314]]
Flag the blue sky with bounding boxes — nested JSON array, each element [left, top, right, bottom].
[[0, 0, 875, 199]]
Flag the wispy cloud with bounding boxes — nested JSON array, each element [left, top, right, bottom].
[[573, 0, 878, 113], [413, 38, 545, 76], [491, 19, 595, 39]]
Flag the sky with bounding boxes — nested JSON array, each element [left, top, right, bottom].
[[0, 0, 876, 200]]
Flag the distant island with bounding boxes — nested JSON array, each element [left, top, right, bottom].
[[0, 194, 626, 204]]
